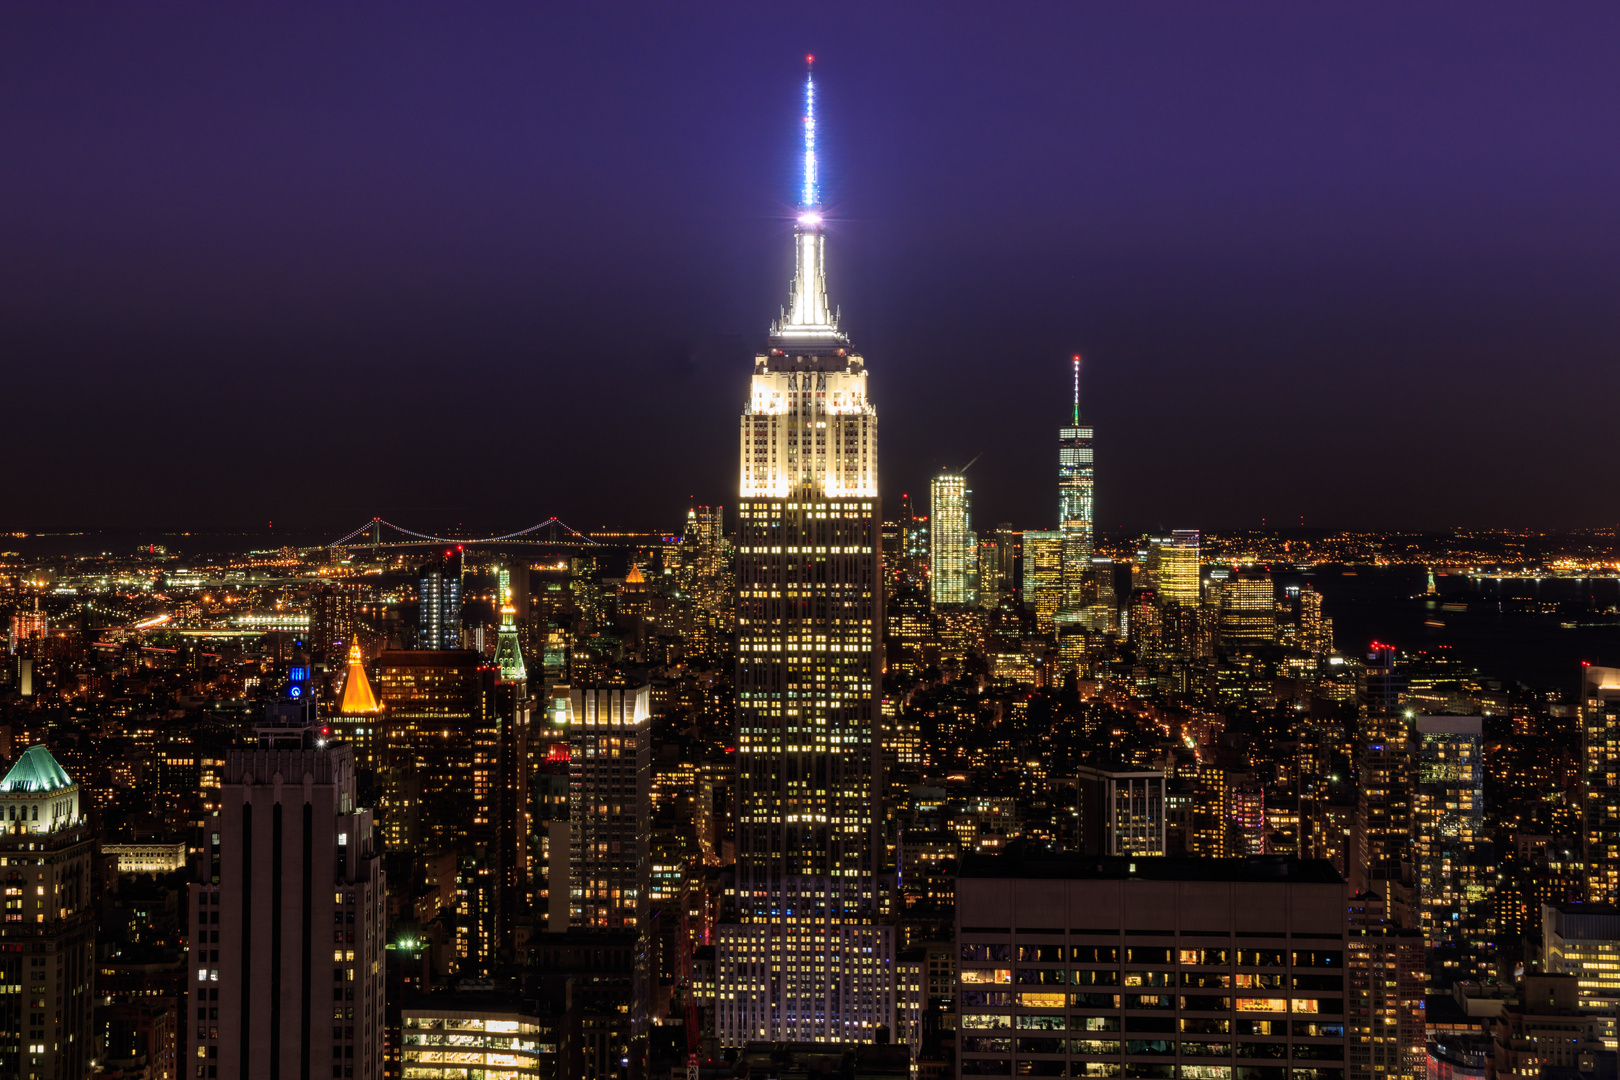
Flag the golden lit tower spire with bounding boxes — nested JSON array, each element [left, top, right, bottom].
[[339, 642, 381, 714]]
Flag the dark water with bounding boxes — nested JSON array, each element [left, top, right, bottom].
[[1283, 565, 1620, 700]]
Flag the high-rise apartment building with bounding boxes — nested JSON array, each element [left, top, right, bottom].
[[719, 64, 893, 1047], [1354, 709, 1413, 901], [1145, 531, 1200, 605], [0, 745, 95, 1080], [1416, 716, 1494, 982], [680, 506, 734, 656], [1346, 894, 1424, 1080], [1217, 568, 1275, 647], [976, 537, 1002, 611], [1058, 356, 1095, 613], [310, 585, 359, 666], [375, 650, 494, 853], [188, 664, 385, 1080], [1021, 531, 1065, 632], [901, 494, 929, 598], [1582, 665, 1620, 903], [930, 471, 975, 608], [956, 851, 1349, 1080], [1074, 766, 1167, 856], [560, 684, 651, 930], [417, 549, 464, 651], [1543, 901, 1620, 1021]]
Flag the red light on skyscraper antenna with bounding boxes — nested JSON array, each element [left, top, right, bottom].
[[806, 54, 814, 63]]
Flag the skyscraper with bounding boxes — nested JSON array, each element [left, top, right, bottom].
[[310, 584, 358, 666], [188, 663, 385, 1080], [720, 61, 893, 1047], [1020, 530, 1065, 632], [331, 641, 383, 774], [375, 649, 493, 853], [680, 505, 734, 657], [417, 548, 464, 651], [1058, 355, 1095, 610], [1582, 665, 1620, 903], [929, 471, 974, 608], [1416, 715, 1494, 983], [1145, 530, 1200, 605], [562, 684, 651, 929], [0, 745, 94, 1080], [956, 851, 1349, 1080]]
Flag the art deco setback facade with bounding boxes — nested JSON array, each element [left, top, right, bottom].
[[956, 853, 1349, 1080]]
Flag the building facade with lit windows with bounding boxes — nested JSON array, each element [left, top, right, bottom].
[[400, 996, 556, 1080], [955, 852, 1349, 1080], [930, 472, 975, 609], [1346, 894, 1424, 1080], [717, 62, 895, 1048], [374, 650, 495, 853], [417, 549, 464, 651], [0, 745, 95, 1080], [1021, 531, 1066, 633], [1582, 666, 1620, 904], [560, 684, 651, 931], [1058, 357, 1095, 612], [1542, 901, 1620, 1034], [1145, 531, 1201, 606], [1415, 716, 1494, 982]]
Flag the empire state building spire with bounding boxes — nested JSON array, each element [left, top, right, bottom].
[[721, 59, 891, 1049], [772, 57, 843, 342]]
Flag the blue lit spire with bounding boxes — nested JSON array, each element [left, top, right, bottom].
[[773, 53, 842, 342], [801, 56, 818, 209]]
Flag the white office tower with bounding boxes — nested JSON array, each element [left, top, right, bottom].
[[719, 61, 894, 1047], [929, 471, 976, 608]]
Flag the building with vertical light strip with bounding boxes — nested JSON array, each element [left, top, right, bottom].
[[718, 60, 894, 1047]]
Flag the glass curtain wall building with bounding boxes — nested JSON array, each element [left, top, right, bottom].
[[1058, 356, 1095, 610], [718, 62, 894, 1047], [1415, 715, 1494, 983], [930, 472, 975, 608]]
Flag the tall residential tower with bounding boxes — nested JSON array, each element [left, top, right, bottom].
[[718, 60, 893, 1047]]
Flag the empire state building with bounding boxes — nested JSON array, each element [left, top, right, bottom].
[[716, 62, 894, 1046]]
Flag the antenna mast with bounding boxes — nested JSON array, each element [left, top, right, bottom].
[[1072, 354, 1082, 425]]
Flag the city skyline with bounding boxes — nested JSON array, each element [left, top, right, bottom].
[[3, 11, 1620, 1072], [3, 5, 1619, 534]]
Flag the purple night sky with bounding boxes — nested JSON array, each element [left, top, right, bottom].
[[3, 4, 1617, 535]]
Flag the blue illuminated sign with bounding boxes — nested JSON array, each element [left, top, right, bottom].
[[289, 666, 308, 682]]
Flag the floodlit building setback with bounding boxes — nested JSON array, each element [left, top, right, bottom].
[[718, 64, 893, 1047]]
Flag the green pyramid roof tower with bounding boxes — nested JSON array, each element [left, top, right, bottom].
[[0, 745, 74, 793]]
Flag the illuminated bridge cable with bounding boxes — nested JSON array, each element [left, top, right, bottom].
[[325, 516, 600, 548]]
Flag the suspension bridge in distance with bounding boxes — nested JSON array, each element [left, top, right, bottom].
[[325, 517, 666, 551]]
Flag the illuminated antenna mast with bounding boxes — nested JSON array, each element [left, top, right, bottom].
[[1072, 354, 1082, 425], [802, 55, 818, 208]]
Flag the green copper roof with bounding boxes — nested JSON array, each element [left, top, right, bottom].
[[0, 745, 74, 793], [495, 622, 527, 683]]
